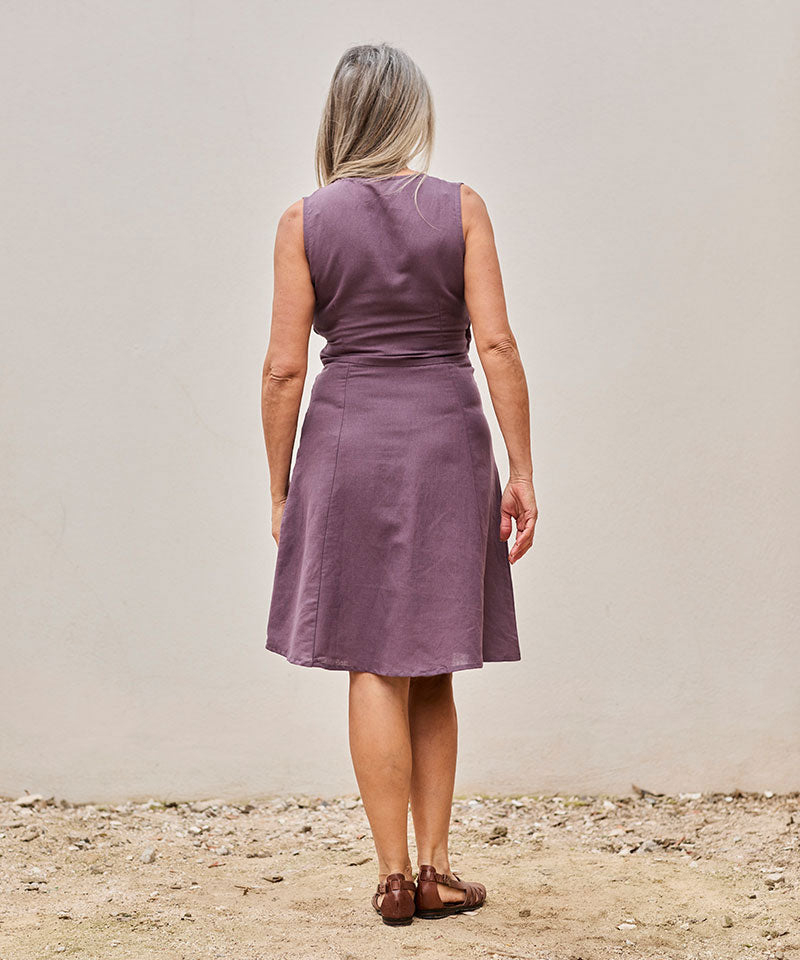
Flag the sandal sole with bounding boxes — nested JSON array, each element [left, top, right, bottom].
[[415, 901, 485, 919]]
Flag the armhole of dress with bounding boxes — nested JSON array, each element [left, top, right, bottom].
[[454, 182, 466, 259], [301, 195, 314, 280]]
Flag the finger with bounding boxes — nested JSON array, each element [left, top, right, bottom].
[[508, 514, 533, 557], [509, 517, 536, 562], [499, 508, 514, 541], [508, 525, 526, 562]]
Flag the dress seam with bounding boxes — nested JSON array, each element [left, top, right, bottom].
[[265, 642, 502, 676], [302, 196, 314, 282], [311, 362, 351, 662], [454, 182, 466, 259], [444, 364, 484, 542]]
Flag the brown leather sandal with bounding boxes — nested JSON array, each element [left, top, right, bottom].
[[371, 872, 417, 926], [414, 863, 486, 918]]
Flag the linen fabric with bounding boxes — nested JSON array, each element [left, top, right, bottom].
[[265, 173, 521, 676]]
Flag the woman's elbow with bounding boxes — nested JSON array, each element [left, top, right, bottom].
[[478, 335, 520, 363], [262, 354, 306, 386]]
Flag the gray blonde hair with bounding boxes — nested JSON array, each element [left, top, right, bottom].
[[313, 43, 435, 203]]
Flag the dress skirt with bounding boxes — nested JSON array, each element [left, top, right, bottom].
[[265, 353, 521, 676]]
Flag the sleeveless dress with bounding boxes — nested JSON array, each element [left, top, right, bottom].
[[265, 173, 521, 676]]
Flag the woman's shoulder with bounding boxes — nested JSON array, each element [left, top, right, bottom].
[[302, 177, 349, 199], [427, 176, 484, 214], [299, 178, 351, 217]]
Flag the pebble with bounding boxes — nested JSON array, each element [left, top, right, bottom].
[[14, 794, 44, 807], [140, 847, 156, 863]]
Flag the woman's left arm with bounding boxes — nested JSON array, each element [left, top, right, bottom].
[[262, 199, 315, 543]]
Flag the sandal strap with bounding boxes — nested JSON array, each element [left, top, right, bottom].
[[417, 864, 486, 908], [420, 866, 464, 887], [376, 873, 416, 894]]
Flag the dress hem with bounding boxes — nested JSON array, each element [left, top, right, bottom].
[[265, 640, 520, 677]]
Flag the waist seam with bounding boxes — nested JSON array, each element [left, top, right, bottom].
[[321, 353, 472, 368]]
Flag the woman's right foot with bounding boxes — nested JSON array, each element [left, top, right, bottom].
[[415, 864, 486, 918]]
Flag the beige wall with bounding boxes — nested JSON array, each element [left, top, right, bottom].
[[2, 2, 798, 802]]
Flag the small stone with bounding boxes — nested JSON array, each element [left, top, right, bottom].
[[617, 922, 637, 930], [722, 915, 734, 927], [14, 793, 44, 807], [485, 823, 509, 845], [140, 847, 156, 863]]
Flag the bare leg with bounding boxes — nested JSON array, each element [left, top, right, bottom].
[[408, 673, 466, 904], [348, 671, 413, 905]]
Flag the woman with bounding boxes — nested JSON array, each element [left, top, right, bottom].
[[261, 42, 538, 926]]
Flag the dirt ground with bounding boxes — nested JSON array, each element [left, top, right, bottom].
[[0, 788, 797, 960]]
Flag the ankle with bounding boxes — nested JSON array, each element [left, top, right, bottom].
[[379, 861, 413, 882], [417, 854, 452, 876]]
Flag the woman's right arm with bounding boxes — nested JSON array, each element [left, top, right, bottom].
[[461, 183, 538, 564], [262, 199, 315, 544]]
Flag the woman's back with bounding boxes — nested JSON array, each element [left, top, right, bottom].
[[266, 170, 520, 676], [302, 173, 472, 364]]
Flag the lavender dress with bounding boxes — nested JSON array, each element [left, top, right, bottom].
[[265, 173, 521, 676]]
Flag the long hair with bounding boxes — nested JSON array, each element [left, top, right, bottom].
[[313, 43, 435, 207]]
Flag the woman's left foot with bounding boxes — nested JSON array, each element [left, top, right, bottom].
[[414, 864, 486, 918], [372, 872, 417, 925]]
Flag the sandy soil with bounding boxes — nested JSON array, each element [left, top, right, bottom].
[[0, 789, 797, 960]]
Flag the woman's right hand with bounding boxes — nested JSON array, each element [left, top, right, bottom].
[[500, 478, 538, 564], [271, 496, 288, 546]]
